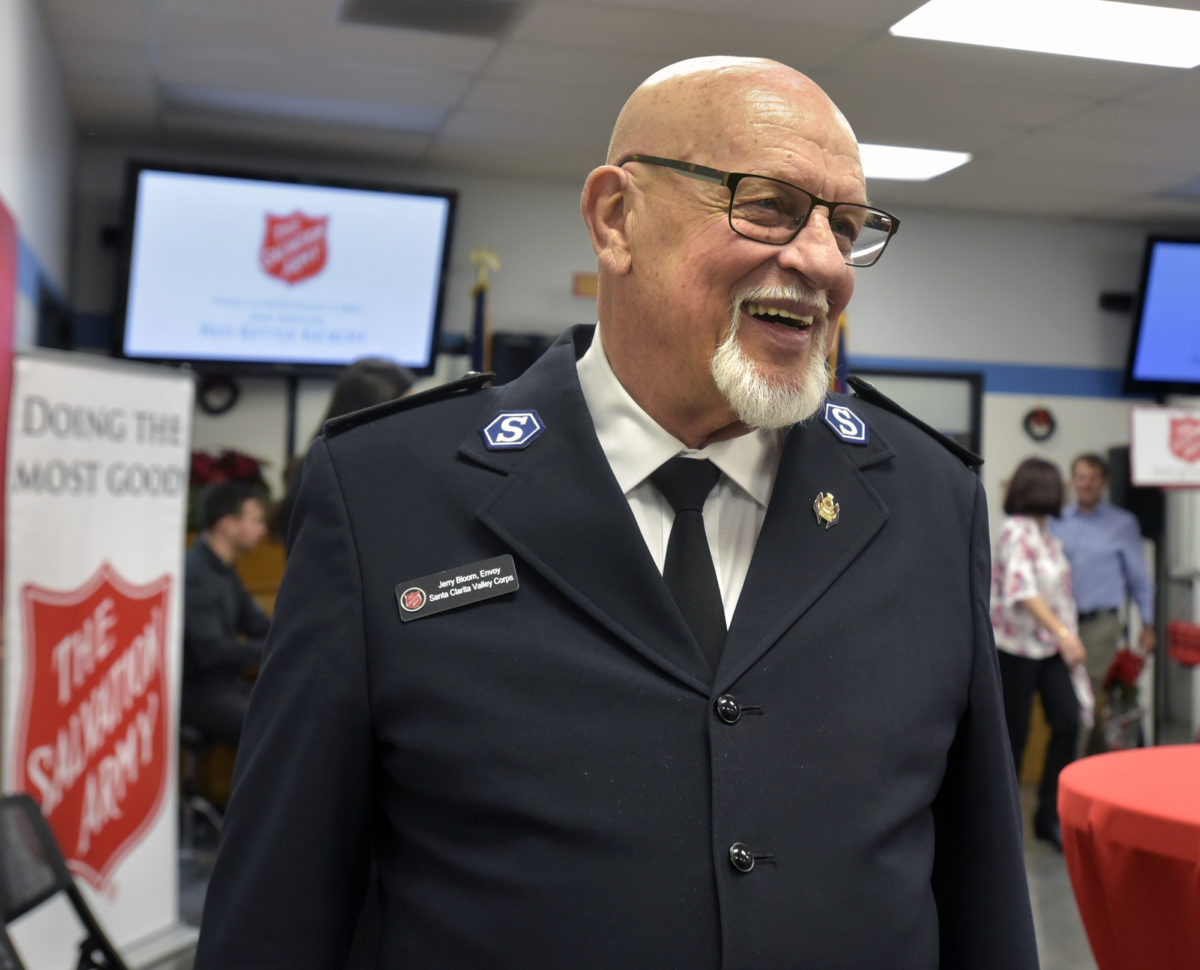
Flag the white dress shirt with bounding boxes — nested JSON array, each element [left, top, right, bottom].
[[576, 326, 783, 624]]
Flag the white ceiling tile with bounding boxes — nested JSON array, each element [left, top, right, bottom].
[[160, 109, 434, 157], [991, 129, 1200, 170], [162, 84, 449, 132], [484, 42, 672, 89], [424, 136, 598, 182], [43, 0, 151, 44], [66, 78, 158, 129], [845, 35, 1176, 100], [832, 82, 1091, 135], [509, 5, 870, 72], [439, 107, 606, 148], [164, 0, 334, 18], [529, 0, 915, 29], [1058, 100, 1200, 143], [55, 40, 155, 82], [462, 77, 628, 121], [157, 53, 472, 110], [828, 82, 1092, 155], [1122, 68, 1200, 108], [1103, 196, 1200, 225], [882, 154, 1192, 218], [155, 6, 497, 72]]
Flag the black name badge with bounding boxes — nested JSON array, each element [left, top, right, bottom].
[[395, 554, 519, 622]]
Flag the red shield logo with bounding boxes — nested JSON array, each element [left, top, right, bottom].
[[260, 211, 328, 285], [1169, 416, 1200, 464], [13, 564, 172, 889]]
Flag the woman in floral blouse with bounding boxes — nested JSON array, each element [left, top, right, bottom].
[[991, 457, 1088, 852]]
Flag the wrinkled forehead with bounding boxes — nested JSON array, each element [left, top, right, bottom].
[[612, 65, 863, 183]]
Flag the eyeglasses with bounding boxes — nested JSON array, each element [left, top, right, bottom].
[[617, 154, 900, 268]]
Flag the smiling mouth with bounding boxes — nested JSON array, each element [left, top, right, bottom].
[[744, 302, 815, 330]]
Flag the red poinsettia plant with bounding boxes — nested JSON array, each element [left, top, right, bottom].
[[191, 449, 268, 488], [188, 448, 270, 531], [1102, 649, 1145, 690]]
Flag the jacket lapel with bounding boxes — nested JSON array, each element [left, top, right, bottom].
[[718, 416, 895, 685], [459, 329, 712, 693]]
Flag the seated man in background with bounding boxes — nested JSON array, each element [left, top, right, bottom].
[[182, 480, 270, 749]]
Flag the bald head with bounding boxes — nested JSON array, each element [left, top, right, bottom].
[[579, 56, 868, 448], [607, 56, 859, 172]]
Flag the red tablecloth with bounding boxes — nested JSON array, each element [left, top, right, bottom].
[[1058, 746, 1200, 970]]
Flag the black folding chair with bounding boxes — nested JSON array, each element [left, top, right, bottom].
[[179, 724, 224, 864], [0, 927, 24, 970], [0, 793, 130, 970]]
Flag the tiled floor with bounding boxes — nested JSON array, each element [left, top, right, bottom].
[[1019, 787, 1098, 970], [150, 790, 1104, 970]]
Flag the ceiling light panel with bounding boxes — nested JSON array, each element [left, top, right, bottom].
[[891, 0, 1200, 68], [860, 143, 972, 180]]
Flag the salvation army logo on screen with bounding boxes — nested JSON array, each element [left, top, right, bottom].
[[14, 564, 172, 890], [260, 210, 329, 285]]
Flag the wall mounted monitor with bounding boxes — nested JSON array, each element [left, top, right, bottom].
[[113, 162, 456, 375], [1124, 235, 1200, 396]]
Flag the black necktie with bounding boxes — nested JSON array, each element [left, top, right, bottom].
[[650, 457, 726, 670]]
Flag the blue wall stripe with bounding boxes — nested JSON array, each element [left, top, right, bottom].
[[849, 355, 1145, 399], [16, 233, 41, 302], [15, 231, 66, 307]]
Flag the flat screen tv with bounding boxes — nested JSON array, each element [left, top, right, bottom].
[[1124, 235, 1200, 396], [113, 162, 456, 375]]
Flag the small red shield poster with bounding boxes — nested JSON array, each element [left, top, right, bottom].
[[1131, 406, 1200, 486], [260, 211, 328, 285], [14, 563, 171, 889], [1168, 416, 1200, 464]]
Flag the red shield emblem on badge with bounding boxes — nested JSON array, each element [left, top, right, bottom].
[[13, 564, 172, 889], [260, 211, 328, 285], [1169, 416, 1200, 464]]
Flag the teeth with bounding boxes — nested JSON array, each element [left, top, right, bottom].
[[745, 302, 814, 325]]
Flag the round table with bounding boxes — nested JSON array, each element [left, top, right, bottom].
[[1058, 746, 1200, 970]]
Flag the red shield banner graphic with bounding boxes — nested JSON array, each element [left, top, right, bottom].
[[260, 211, 328, 285], [1169, 416, 1200, 464], [13, 564, 172, 889]]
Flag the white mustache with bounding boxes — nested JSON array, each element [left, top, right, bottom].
[[731, 284, 829, 323]]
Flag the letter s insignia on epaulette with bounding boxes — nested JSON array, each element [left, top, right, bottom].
[[822, 402, 868, 444], [481, 410, 545, 450]]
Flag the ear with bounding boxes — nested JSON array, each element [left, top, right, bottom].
[[580, 165, 632, 276]]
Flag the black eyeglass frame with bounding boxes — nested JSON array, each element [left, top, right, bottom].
[[616, 153, 900, 267]]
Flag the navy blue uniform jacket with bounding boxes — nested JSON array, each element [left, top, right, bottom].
[[195, 325, 1038, 969]]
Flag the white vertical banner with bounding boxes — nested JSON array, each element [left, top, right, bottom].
[[2, 350, 194, 966]]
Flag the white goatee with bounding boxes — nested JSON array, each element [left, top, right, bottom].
[[711, 286, 831, 429]]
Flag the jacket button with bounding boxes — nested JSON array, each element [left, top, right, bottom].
[[715, 694, 741, 724], [729, 842, 755, 873]]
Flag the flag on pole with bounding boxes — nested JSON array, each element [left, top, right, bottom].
[[469, 247, 499, 373], [828, 313, 848, 393]]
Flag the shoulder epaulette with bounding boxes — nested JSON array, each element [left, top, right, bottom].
[[323, 371, 495, 437], [847, 375, 982, 469]]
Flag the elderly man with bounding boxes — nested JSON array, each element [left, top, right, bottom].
[[195, 57, 1037, 969]]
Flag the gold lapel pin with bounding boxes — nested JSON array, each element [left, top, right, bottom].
[[813, 492, 840, 529]]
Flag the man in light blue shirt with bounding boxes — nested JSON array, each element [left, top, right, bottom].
[[1049, 453, 1156, 709]]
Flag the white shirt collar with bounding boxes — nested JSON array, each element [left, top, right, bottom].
[[576, 325, 781, 508]]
